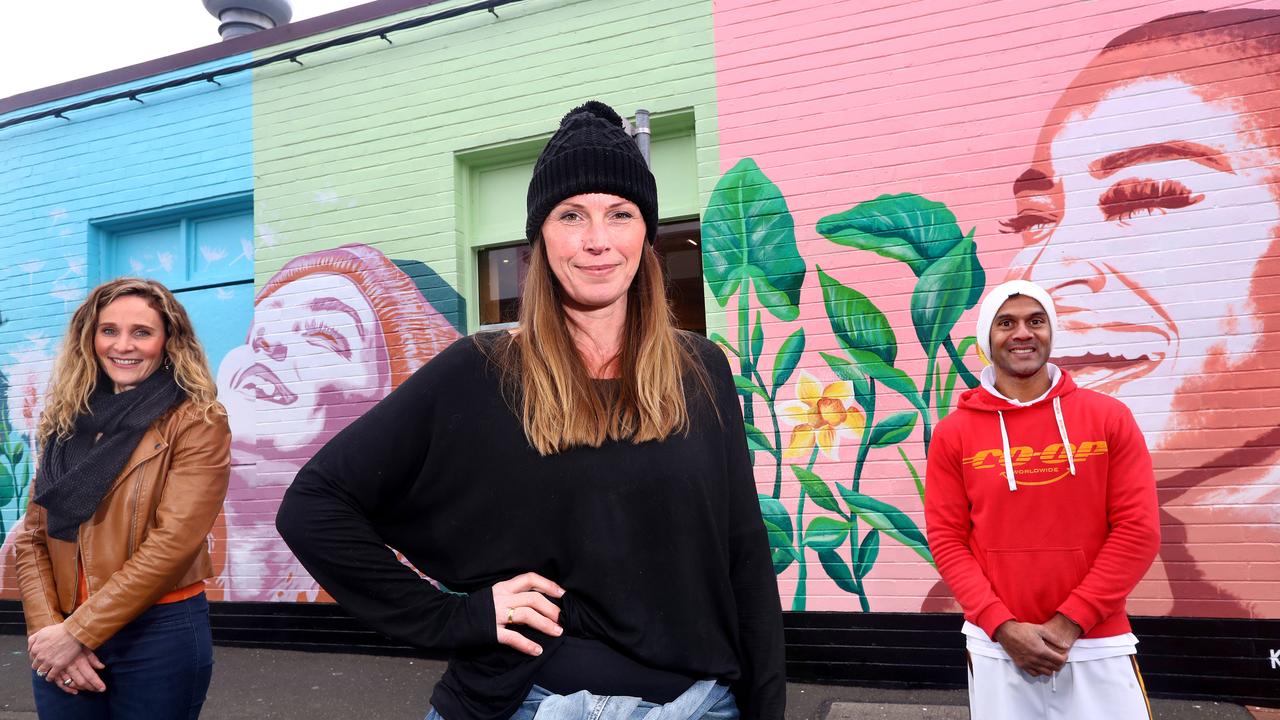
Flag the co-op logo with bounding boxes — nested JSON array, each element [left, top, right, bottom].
[[963, 441, 1109, 486]]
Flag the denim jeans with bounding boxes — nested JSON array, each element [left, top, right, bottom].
[[426, 680, 738, 720], [32, 593, 214, 720]]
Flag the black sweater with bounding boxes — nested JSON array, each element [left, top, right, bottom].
[[276, 333, 785, 720]]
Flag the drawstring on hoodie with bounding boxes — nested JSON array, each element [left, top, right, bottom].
[[997, 411, 1017, 492], [1053, 396, 1077, 477], [996, 396, 1077, 492]]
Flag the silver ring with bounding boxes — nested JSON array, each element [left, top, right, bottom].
[[36, 670, 47, 679], [62, 678, 73, 687]]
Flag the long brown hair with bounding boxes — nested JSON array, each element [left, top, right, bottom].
[[39, 278, 223, 443], [497, 237, 709, 456]]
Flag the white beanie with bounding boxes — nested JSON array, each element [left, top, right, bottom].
[[975, 280, 1057, 362]]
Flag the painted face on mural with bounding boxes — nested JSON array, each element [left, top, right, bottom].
[[1006, 63, 1280, 455], [540, 193, 646, 315], [217, 272, 390, 457]]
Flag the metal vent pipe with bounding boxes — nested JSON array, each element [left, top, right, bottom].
[[204, 0, 293, 39]]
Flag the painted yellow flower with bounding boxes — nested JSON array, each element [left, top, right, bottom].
[[781, 373, 866, 460]]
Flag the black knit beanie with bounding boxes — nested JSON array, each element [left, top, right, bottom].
[[525, 100, 658, 244]]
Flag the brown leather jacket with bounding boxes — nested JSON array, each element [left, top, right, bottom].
[[15, 400, 230, 649]]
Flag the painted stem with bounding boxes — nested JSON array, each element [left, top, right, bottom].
[[921, 354, 936, 456], [791, 445, 821, 611], [792, 484, 807, 612], [738, 284, 754, 429], [754, 367, 785, 500], [852, 380, 877, 491], [943, 336, 979, 389]]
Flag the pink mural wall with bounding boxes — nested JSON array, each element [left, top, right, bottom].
[[713, 1, 1280, 619]]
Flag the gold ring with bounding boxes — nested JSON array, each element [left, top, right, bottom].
[[505, 607, 515, 625]]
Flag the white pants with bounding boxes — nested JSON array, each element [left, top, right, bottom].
[[967, 652, 1152, 720]]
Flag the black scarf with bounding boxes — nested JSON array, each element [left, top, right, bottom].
[[35, 368, 186, 541]]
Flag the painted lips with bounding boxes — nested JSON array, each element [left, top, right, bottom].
[[1052, 351, 1160, 393], [231, 362, 299, 406]]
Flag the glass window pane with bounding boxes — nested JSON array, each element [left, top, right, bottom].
[[477, 221, 706, 334], [654, 220, 706, 336], [477, 244, 531, 326]]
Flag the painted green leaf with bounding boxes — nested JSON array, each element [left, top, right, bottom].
[[818, 267, 897, 365], [734, 375, 769, 401], [802, 516, 850, 550], [869, 411, 918, 448], [702, 158, 806, 320], [10, 442, 23, 466], [744, 423, 775, 454], [758, 495, 793, 541], [832, 347, 924, 412], [709, 332, 740, 358], [820, 352, 873, 412], [771, 327, 805, 395], [855, 529, 881, 580], [899, 446, 925, 502], [911, 230, 985, 359], [0, 464, 15, 507], [837, 484, 934, 565], [791, 465, 841, 514], [750, 312, 764, 366], [816, 193, 964, 277], [817, 548, 859, 594], [763, 517, 800, 574]]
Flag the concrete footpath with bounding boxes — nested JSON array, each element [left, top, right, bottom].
[[0, 634, 1261, 719]]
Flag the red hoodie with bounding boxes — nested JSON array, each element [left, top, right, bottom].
[[925, 369, 1159, 639]]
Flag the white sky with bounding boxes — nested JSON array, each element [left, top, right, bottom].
[[1, 0, 375, 100]]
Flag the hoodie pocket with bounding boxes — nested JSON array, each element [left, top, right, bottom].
[[986, 547, 1088, 624]]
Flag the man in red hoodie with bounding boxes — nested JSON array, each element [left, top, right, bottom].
[[925, 279, 1160, 719]]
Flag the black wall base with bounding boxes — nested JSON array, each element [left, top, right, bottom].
[[3, 601, 1275, 706]]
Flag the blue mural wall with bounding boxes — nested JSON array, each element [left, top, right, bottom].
[[0, 55, 254, 569]]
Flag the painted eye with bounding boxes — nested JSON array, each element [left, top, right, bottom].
[[1099, 178, 1204, 222]]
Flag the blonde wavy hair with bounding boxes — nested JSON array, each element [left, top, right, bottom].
[[495, 237, 712, 456], [39, 278, 223, 444]]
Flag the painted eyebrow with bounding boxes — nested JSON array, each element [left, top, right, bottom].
[[1012, 168, 1055, 195], [307, 296, 366, 340], [1088, 141, 1234, 179]]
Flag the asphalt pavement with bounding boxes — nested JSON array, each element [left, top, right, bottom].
[[0, 634, 1260, 719]]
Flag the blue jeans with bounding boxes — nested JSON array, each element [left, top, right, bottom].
[[427, 680, 738, 720], [32, 593, 214, 720]]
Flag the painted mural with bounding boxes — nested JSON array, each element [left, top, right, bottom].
[[0, 242, 461, 602], [712, 4, 1280, 619], [704, 162, 982, 611], [212, 243, 460, 601], [1, 0, 1275, 627]]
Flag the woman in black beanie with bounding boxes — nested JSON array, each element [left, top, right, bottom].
[[277, 100, 785, 720]]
